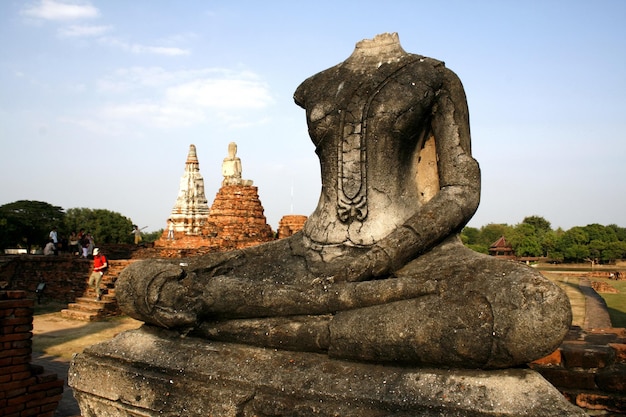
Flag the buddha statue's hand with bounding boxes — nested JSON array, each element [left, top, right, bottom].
[[117, 260, 206, 329], [338, 245, 393, 282]]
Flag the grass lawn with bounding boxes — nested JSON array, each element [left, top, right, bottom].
[[595, 278, 626, 328], [542, 271, 626, 329]]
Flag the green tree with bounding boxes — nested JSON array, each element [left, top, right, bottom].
[[461, 226, 489, 254], [479, 223, 512, 248], [558, 226, 589, 247], [607, 224, 626, 241], [64, 208, 134, 244], [556, 227, 590, 262], [603, 241, 626, 263], [460, 217, 626, 263], [460, 226, 480, 245], [563, 244, 591, 262], [143, 229, 164, 243], [522, 215, 551, 234], [510, 223, 543, 257], [583, 223, 617, 243], [0, 200, 65, 252], [541, 230, 561, 258], [588, 239, 607, 261]]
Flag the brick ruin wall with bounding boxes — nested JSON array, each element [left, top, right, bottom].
[[530, 327, 626, 414], [277, 215, 307, 239], [0, 257, 91, 304], [0, 290, 64, 417]]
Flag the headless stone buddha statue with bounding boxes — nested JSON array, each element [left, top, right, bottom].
[[117, 33, 571, 369]]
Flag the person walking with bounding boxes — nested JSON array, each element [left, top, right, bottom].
[[80, 232, 90, 258], [88, 248, 108, 301], [69, 231, 79, 256], [167, 219, 175, 240], [49, 227, 59, 255], [131, 225, 143, 246]]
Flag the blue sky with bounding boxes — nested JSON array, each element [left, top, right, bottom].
[[1, 1, 625, 233]]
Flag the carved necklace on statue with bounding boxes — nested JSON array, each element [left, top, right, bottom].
[[336, 56, 421, 224]]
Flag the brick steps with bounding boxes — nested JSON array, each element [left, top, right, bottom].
[[60, 260, 135, 322]]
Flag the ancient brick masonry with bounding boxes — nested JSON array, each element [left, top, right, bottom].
[[531, 326, 626, 414], [0, 291, 64, 417], [154, 142, 276, 255], [0, 256, 91, 304], [277, 214, 307, 238], [155, 184, 275, 254], [202, 185, 274, 250], [202, 184, 275, 250]]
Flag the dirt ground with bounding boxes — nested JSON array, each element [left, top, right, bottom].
[[33, 312, 143, 359], [30, 310, 143, 416]]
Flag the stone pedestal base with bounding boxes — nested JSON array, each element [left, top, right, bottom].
[[69, 326, 586, 417]]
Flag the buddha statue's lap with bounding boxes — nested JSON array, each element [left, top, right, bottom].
[[116, 33, 571, 369], [118, 232, 569, 369]]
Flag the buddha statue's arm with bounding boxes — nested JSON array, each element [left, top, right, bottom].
[[340, 69, 481, 281]]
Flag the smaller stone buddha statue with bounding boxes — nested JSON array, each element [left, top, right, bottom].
[[221, 142, 252, 186]]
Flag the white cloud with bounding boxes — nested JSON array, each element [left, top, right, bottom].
[[96, 67, 168, 93], [167, 79, 273, 109], [21, 0, 99, 21], [20, 3, 188, 57], [132, 45, 190, 57], [100, 102, 205, 129], [89, 67, 275, 129], [98, 36, 190, 56], [58, 24, 111, 37]]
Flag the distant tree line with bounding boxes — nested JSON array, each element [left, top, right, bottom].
[[2, 201, 625, 264], [462, 215, 626, 264], [0, 200, 150, 253]]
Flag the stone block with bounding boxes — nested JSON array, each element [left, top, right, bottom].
[[609, 343, 626, 362], [70, 327, 587, 417], [584, 332, 620, 345], [561, 342, 615, 369], [596, 364, 626, 393], [534, 367, 598, 390]]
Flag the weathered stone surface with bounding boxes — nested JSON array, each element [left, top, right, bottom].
[[119, 236, 570, 369], [69, 327, 587, 417]]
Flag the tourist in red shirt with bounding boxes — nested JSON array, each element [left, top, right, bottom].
[[89, 248, 108, 301]]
